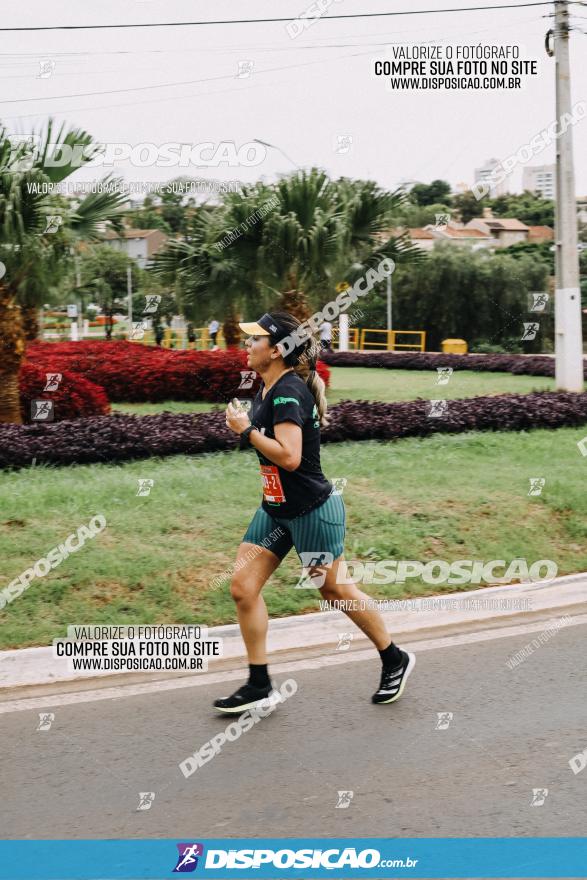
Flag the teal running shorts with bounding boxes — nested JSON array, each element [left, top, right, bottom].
[[242, 491, 346, 562]]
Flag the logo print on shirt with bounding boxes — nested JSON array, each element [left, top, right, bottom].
[[273, 396, 299, 406]]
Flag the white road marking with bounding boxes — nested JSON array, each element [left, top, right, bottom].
[[1, 613, 585, 715]]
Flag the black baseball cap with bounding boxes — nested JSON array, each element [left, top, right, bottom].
[[238, 313, 290, 343]]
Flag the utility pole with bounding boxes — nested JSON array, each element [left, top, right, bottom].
[[127, 264, 133, 331], [386, 273, 393, 350], [75, 252, 82, 337], [553, 0, 583, 391]]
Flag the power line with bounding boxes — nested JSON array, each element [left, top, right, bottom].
[[0, 48, 377, 118], [0, 8, 551, 108], [0, 11, 548, 56], [0, 2, 555, 32], [0, 14, 549, 121], [0, 48, 378, 105]]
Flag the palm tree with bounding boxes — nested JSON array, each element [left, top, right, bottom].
[[150, 204, 267, 346], [0, 120, 127, 423], [150, 169, 425, 344], [237, 171, 423, 301], [20, 121, 127, 339]]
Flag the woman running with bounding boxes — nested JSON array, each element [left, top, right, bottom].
[[216, 310, 415, 713]]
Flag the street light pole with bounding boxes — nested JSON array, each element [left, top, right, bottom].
[[74, 250, 82, 337], [127, 264, 133, 332], [252, 138, 300, 170], [553, 0, 583, 391]]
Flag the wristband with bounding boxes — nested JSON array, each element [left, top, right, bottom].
[[240, 425, 256, 446]]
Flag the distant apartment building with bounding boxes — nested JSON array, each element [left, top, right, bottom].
[[103, 228, 168, 268], [473, 158, 509, 197], [522, 164, 556, 200]]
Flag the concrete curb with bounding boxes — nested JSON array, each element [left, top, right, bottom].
[[1, 573, 586, 695]]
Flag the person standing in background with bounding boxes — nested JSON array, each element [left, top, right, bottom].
[[154, 317, 164, 347], [208, 318, 220, 349], [319, 319, 332, 350]]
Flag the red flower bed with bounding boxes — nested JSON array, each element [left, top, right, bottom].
[[19, 363, 110, 423], [25, 341, 330, 403]]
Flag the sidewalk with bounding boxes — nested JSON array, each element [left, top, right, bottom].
[[1, 573, 586, 696]]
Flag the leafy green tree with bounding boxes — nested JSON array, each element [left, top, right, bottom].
[[453, 190, 489, 224], [126, 196, 172, 234], [409, 179, 452, 207], [502, 240, 555, 273], [78, 245, 137, 338], [356, 245, 550, 352], [126, 178, 196, 235], [159, 179, 196, 234], [489, 191, 554, 227], [389, 202, 453, 229]]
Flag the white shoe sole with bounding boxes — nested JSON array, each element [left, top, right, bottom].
[[375, 652, 416, 704], [214, 689, 281, 714]]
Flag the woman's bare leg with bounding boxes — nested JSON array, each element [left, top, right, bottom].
[[230, 542, 282, 664], [316, 555, 391, 650]]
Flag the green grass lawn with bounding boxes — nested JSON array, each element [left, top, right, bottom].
[[112, 401, 223, 415], [112, 367, 555, 415], [326, 366, 554, 403], [1, 425, 585, 649]]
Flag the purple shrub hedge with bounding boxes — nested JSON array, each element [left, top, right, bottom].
[[320, 349, 587, 379], [1, 392, 586, 469]]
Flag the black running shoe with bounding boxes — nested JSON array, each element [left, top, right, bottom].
[[372, 651, 416, 704], [213, 682, 279, 714]]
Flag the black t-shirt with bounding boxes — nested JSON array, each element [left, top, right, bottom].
[[248, 371, 332, 519]]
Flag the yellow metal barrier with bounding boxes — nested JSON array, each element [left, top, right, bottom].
[[359, 329, 426, 352], [128, 326, 225, 349]]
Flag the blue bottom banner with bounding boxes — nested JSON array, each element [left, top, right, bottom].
[[0, 838, 586, 879]]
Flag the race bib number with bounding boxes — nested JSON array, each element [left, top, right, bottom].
[[260, 465, 286, 503]]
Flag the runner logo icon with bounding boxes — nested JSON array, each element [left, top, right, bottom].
[[173, 843, 204, 872]]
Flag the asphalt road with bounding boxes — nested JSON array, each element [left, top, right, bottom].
[[2, 621, 586, 840]]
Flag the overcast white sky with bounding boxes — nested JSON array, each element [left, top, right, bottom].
[[2, 0, 586, 197]]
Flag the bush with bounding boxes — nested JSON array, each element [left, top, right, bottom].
[[25, 341, 330, 403], [471, 342, 522, 354], [320, 349, 587, 379], [2, 391, 586, 469], [19, 363, 111, 423]]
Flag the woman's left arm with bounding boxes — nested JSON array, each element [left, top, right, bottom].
[[225, 403, 302, 471]]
